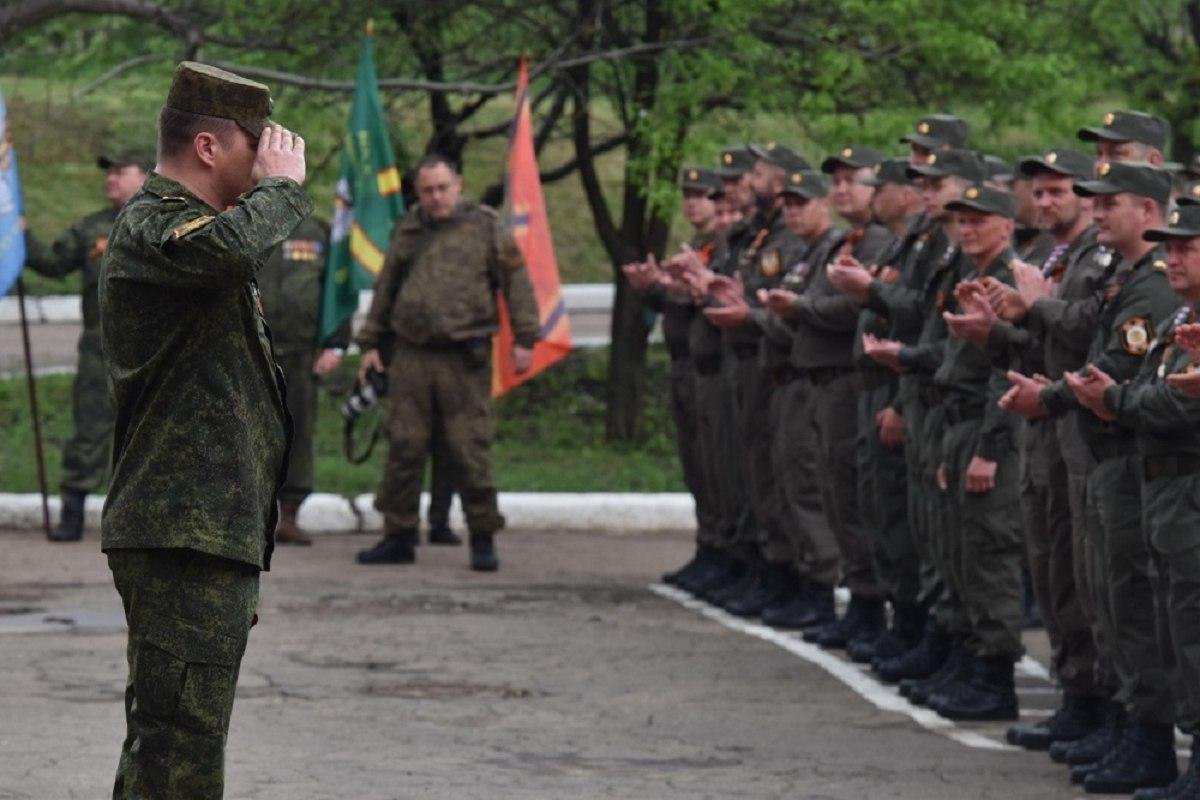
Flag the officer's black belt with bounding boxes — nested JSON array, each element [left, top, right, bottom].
[[731, 342, 759, 359], [943, 403, 984, 425], [798, 365, 856, 387], [693, 355, 722, 375], [1143, 454, 1200, 482], [859, 367, 895, 391]]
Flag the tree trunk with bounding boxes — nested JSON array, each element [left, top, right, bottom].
[[604, 278, 652, 440]]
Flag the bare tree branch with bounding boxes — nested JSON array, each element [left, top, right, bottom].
[[0, 0, 199, 45], [71, 52, 165, 99]]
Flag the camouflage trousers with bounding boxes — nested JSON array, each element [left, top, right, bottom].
[[375, 341, 504, 535], [109, 548, 259, 800], [275, 350, 317, 505], [62, 329, 114, 494]]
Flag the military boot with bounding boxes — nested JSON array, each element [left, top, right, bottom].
[[1083, 722, 1178, 794], [848, 602, 924, 664], [707, 556, 762, 606], [933, 655, 1018, 721], [275, 500, 312, 546], [663, 545, 707, 586], [1006, 694, 1105, 751], [1133, 737, 1200, 800], [428, 525, 463, 546], [469, 533, 499, 572], [49, 489, 86, 543], [760, 571, 807, 623], [725, 562, 793, 618], [356, 529, 417, 564], [1051, 702, 1125, 765], [684, 551, 744, 598], [904, 639, 967, 704], [810, 595, 885, 649], [763, 581, 834, 630], [876, 618, 950, 683]]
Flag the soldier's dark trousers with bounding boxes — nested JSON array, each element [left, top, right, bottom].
[[857, 378, 917, 604], [275, 350, 317, 505], [375, 342, 505, 535], [109, 548, 258, 800], [941, 416, 1023, 660], [427, 412, 458, 530], [693, 364, 737, 548], [900, 392, 943, 609], [61, 330, 114, 494], [1019, 420, 1099, 696], [732, 351, 788, 563], [1142, 470, 1200, 731], [670, 357, 718, 544], [922, 404, 969, 635], [1088, 454, 1173, 725]]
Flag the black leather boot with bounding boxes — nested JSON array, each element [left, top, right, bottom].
[[1006, 694, 1105, 750], [428, 525, 463, 546], [764, 581, 834, 630], [933, 655, 1018, 721], [725, 562, 793, 618], [905, 640, 968, 705], [810, 594, 885, 649], [1133, 736, 1200, 800], [760, 571, 806, 622], [356, 529, 417, 564], [1083, 722, 1178, 794], [49, 489, 86, 542], [707, 557, 763, 606], [663, 544, 709, 586], [1051, 702, 1125, 765], [469, 533, 499, 571], [876, 618, 950, 683], [684, 551, 744, 598]]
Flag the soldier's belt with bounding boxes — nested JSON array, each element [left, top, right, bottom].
[[798, 365, 855, 388], [942, 402, 984, 425], [1143, 454, 1200, 482], [858, 366, 894, 391]]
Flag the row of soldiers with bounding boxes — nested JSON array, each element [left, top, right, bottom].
[[629, 110, 1200, 798]]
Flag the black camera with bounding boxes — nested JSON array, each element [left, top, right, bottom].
[[340, 368, 387, 421]]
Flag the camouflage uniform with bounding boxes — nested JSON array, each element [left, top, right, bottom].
[[24, 208, 119, 494], [356, 200, 539, 536]]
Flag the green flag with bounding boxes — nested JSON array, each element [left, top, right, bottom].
[[319, 28, 405, 341]]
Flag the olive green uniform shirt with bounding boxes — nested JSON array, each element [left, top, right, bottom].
[[25, 207, 118, 332]]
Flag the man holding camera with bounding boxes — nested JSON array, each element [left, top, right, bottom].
[[354, 154, 539, 571]]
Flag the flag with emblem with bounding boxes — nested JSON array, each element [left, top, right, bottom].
[[318, 22, 405, 341], [491, 57, 572, 396], [0, 89, 26, 298]]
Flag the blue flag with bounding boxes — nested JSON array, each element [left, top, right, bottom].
[[0, 89, 26, 298]]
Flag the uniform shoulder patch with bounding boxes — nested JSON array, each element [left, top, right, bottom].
[[1121, 317, 1151, 355], [171, 215, 216, 241]]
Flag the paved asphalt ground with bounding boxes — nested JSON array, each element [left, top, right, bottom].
[[1, 527, 1102, 799]]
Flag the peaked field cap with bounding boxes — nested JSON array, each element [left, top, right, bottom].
[[1177, 180, 1200, 207], [900, 114, 970, 150], [680, 166, 721, 196], [1145, 204, 1200, 240], [780, 168, 829, 200], [905, 148, 986, 183], [748, 142, 811, 172], [945, 184, 1017, 219], [1077, 110, 1168, 151], [97, 146, 156, 172], [820, 145, 885, 173], [716, 146, 757, 177], [1073, 161, 1172, 206], [1018, 147, 1093, 181], [982, 154, 1013, 183], [860, 158, 915, 187], [165, 61, 274, 138]]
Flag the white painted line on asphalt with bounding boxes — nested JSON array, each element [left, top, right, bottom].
[[650, 583, 1020, 753]]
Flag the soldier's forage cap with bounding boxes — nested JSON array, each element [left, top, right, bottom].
[[1073, 161, 1172, 205], [1018, 148, 1093, 181], [679, 166, 721, 196], [820, 145, 885, 174], [905, 148, 986, 183], [1077, 110, 1168, 151], [165, 61, 274, 138], [1145, 205, 1200, 240], [860, 158, 915, 187], [982, 154, 1013, 184], [1178, 180, 1200, 207], [944, 184, 1017, 219], [779, 169, 829, 200], [97, 147, 155, 172], [748, 142, 811, 173], [900, 114, 970, 150], [716, 146, 757, 178]]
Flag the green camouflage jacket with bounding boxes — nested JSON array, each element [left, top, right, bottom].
[[99, 172, 313, 570], [257, 215, 349, 355], [24, 207, 118, 332]]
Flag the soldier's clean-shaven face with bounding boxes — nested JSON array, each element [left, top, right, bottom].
[[1032, 174, 1085, 236], [721, 174, 752, 214], [714, 195, 741, 232], [105, 165, 147, 207], [1010, 179, 1039, 228], [956, 210, 1013, 262], [1164, 237, 1200, 300], [214, 126, 258, 207], [921, 175, 965, 221], [416, 163, 463, 221], [782, 193, 828, 240], [869, 183, 913, 226], [681, 188, 716, 229], [1094, 140, 1157, 172], [829, 165, 874, 223], [1092, 193, 1156, 251]]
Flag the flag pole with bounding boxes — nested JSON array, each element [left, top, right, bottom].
[[16, 276, 51, 536]]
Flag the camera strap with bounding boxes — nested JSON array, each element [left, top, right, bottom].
[[342, 415, 383, 465]]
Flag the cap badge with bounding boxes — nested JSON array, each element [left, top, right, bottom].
[[1103, 112, 1116, 126], [688, 169, 698, 180], [917, 122, 931, 134], [841, 147, 853, 158], [1171, 211, 1181, 225], [1099, 162, 1111, 176], [791, 173, 803, 184], [1192, 184, 1200, 197], [965, 187, 979, 199], [723, 153, 733, 165], [873, 164, 882, 174], [927, 154, 937, 165], [1045, 152, 1058, 165]]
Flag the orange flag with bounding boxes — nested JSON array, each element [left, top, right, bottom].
[[491, 57, 572, 396]]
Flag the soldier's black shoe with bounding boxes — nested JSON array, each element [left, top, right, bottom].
[[1052, 703, 1126, 765], [356, 532, 416, 565], [763, 582, 834, 630], [812, 594, 885, 650], [855, 603, 925, 664], [725, 563, 794, 618], [933, 655, 1018, 721], [1006, 694, 1105, 750], [760, 574, 806, 622], [1083, 723, 1178, 794], [1133, 737, 1200, 800], [469, 533, 499, 572], [904, 641, 967, 704], [707, 559, 761, 606], [684, 553, 744, 598], [428, 526, 463, 546], [49, 490, 86, 542], [876, 618, 950, 683], [663, 545, 707, 586]]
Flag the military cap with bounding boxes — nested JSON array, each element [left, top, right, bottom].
[[820, 145, 885, 174], [716, 146, 757, 178], [97, 146, 156, 172], [679, 166, 721, 196], [1073, 161, 1172, 205], [1077, 110, 1168, 151], [165, 61, 274, 138], [749, 142, 811, 173], [944, 184, 1017, 219], [905, 148, 987, 183], [779, 169, 829, 200], [900, 114, 970, 150], [982, 154, 1013, 184], [1145, 204, 1200, 240], [1018, 147, 1093, 181], [860, 158, 915, 188], [1178, 180, 1200, 207]]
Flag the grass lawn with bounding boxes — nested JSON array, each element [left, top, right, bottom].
[[0, 346, 686, 496]]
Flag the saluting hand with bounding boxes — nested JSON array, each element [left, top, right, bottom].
[[252, 123, 306, 186]]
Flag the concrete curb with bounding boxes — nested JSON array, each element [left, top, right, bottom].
[[0, 492, 696, 534]]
